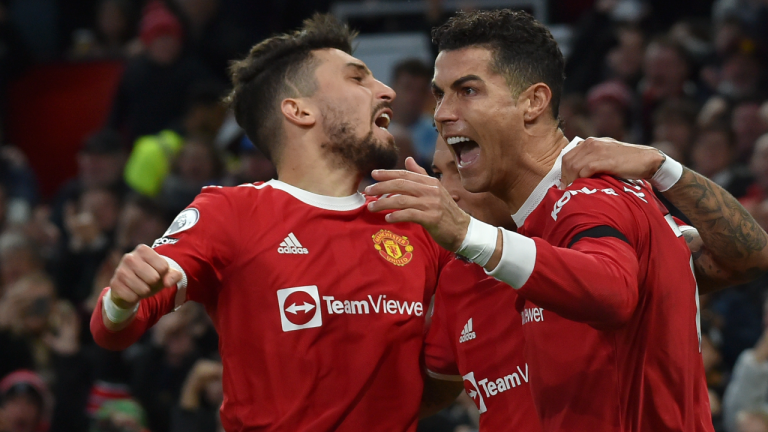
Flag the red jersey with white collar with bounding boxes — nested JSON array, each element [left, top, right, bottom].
[[424, 258, 542, 431], [91, 180, 453, 432], [505, 140, 713, 431]]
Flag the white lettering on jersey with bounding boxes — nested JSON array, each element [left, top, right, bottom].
[[463, 372, 488, 414], [459, 317, 476, 343], [151, 237, 179, 248], [551, 188, 619, 220], [278, 233, 309, 254], [276, 286, 322, 332], [476, 364, 530, 400], [521, 307, 544, 325], [322, 295, 423, 316]]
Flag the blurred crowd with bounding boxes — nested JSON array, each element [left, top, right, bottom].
[[1, 0, 768, 432]]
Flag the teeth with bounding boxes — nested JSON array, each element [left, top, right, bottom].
[[446, 136, 471, 145], [377, 112, 391, 129]]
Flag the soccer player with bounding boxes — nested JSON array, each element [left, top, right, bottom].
[[90, 15, 454, 431], [421, 136, 542, 431], [367, 10, 768, 432]]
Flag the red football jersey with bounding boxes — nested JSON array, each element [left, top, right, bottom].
[[91, 180, 453, 432], [424, 258, 542, 431], [506, 141, 713, 431]]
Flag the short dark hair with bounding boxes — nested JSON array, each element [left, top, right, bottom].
[[226, 14, 356, 161], [431, 9, 565, 118], [392, 58, 433, 83]]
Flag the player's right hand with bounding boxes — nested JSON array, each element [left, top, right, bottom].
[[109, 244, 183, 309]]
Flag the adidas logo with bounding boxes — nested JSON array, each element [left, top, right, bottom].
[[278, 233, 309, 254], [459, 318, 476, 343]]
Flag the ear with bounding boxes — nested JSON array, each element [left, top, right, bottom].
[[281, 98, 316, 127], [519, 83, 553, 123]]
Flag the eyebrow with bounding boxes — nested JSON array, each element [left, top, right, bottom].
[[346, 62, 371, 76], [432, 74, 484, 94]]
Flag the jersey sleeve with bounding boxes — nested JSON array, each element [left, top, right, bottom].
[[151, 187, 240, 306], [424, 286, 461, 380], [90, 286, 177, 351], [488, 179, 644, 328]]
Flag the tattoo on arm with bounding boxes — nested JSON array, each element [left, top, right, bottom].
[[665, 168, 768, 287]]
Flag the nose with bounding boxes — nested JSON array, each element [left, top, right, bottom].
[[373, 79, 396, 103], [433, 95, 458, 126]]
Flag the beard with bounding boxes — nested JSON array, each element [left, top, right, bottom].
[[320, 106, 399, 174]]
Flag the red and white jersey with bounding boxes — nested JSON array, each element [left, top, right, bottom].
[[507, 139, 713, 431], [424, 258, 542, 431], [91, 180, 453, 432]]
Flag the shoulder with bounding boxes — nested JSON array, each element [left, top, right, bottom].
[[547, 175, 650, 222]]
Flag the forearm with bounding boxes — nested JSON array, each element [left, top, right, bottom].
[[663, 167, 768, 284], [486, 232, 639, 327], [90, 287, 171, 350]]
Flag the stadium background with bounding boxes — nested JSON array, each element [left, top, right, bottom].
[[0, 0, 766, 431]]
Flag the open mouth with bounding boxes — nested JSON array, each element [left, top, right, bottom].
[[446, 136, 480, 168], [374, 112, 391, 130]]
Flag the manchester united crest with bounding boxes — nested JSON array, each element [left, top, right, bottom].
[[372, 229, 414, 266]]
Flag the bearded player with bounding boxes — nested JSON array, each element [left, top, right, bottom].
[[369, 10, 768, 432], [90, 15, 454, 431]]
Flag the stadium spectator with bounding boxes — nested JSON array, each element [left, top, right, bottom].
[[652, 99, 699, 163], [0, 370, 51, 432], [606, 25, 646, 89], [0, 232, 42, 292], [159, 138, 224, 217], [107, 1, 214, 142], [389, 59, 437, 167], [90, 399, 149, 432], [170, 359, 223, 432], [586, 80, 635, 141], [690, 123, 751, 198], [69, 0, 139, 59], [124, 81, 228, 198], [50, 130, 128, 235], [732, 101, 768, 163]]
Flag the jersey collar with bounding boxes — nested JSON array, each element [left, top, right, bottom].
[[256, 179, 367, 211], [511, 137, 583, 227]]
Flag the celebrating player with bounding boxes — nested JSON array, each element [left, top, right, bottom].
[[420, 135, 542, 431], [368, 10, 768, 432], [90, 14, 455, 432]]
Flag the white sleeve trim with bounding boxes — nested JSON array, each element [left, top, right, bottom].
[[650, 153, 683, 192], [160, 256, 188, 311], [426, 369, 464, 382], [103, 288, 139, 324], [485, 228, 537, 289]]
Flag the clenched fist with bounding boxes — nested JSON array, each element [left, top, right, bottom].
[[109, 244, 183, 309]]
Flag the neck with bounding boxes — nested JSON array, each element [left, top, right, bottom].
[[493, 128, 570, 214], [275, 145, 361, 198]]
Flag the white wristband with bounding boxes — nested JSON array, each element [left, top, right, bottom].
[[456, 217, 499, 267], [103, 288, 139, 324], [650, 153, 683, 192]]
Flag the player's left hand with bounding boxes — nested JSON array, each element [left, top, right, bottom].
[[560, 137, 666, 189], [366, 157, 470, 252]]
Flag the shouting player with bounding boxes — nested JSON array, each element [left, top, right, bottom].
[[369, 10, 768, 432], [90, 14, 455, 431], [421, 135, 768, 430]]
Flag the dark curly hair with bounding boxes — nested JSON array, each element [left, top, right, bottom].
[[226, 14, 356, 161], [432, 9, 565, 119]]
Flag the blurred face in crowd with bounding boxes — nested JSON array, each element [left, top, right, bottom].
[[433, 46, 534, 194], [0, 394, 43, 432], [719, 53, 761, 99], [77, 152, 125, 190], [431, 136, 513, 229], [184, 103, 227, 140], [589, 100, 626, 140], [733, 103, 768, 157], [97, 0, 129, 43], [607, 27, 644, 82], [174, 0, 218, 29], [654, 118, 694, 158], [691, 130, 732, 178], [392, 72, 431, 126], [0, 247, 41, 289], [306, 49, 398, 173], [147, 34, 182, 66], [177, 139, 218, 183], [737, 412, 768, 432], [10, 277, 56, 336], [644, 43, 688, 99], [80, 188, 121, 233]]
